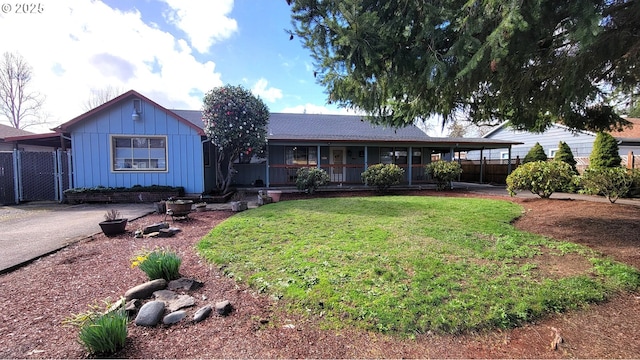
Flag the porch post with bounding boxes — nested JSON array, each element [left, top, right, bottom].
[[479, 148, 484, 183], [265, 152, 270, 187], [408, 147, 413, 185], [449, 147, 454, 161], [364, 146, 368, 168], [507, 146, 512, 174]]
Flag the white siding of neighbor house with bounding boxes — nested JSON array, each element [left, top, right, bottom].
[[466, 125, 596, 161]]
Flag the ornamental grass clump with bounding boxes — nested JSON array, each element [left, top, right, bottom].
[[78, 309, 128, 356], [132, 247, 182, 281]]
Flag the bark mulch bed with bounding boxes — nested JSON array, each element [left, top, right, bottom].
[[1, 190, 639, 358]]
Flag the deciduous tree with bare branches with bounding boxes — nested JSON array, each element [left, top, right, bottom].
[[82, 85, 124, 111], [0, 52, 46, 129]]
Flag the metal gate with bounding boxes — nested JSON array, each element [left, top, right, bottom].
[[0, 150, 72, 205], [0, 152, 15, 205]]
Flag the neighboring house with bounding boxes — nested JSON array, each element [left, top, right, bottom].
[[0, 124, 57, 152], [8, 90, 521, 196], [468, 119, 640, 170]]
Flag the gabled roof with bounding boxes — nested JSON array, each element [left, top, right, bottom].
[[482, 122, 596, 138], [172, 109, 520, 149], [55, 90, 205, 135], [0, 123, 33, 139], [173, 110, 431, 142]]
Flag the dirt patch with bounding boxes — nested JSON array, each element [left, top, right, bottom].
[[1, 190, 639, 358]]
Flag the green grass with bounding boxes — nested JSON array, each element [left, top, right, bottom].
[[197, 196, 640, 335]]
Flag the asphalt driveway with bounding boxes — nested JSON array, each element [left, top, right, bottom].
[[0, 202, 154, 273]]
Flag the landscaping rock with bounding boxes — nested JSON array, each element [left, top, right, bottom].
[[124, 279, 167, 301], [125, 299, 141, 314], [215, 300, 232, 316], [143, 222, 169, 234], [168, 278, 203, 292], [163, 310, 187, 325], [153, 289, 196, 312], [193, 305, 212, 323], [158, 228, 174, 237], [135, 301, 165, 327]]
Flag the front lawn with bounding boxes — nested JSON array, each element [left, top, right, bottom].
[[197, 196, 639, 335]]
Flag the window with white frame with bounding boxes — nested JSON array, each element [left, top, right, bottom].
[[549, 148, 558, 158], [111, 136, 167, 171], [285, 146, 317, 165]]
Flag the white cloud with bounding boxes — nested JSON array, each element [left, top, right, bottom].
[[0, 0, 225, 132], [161, 0, 237, 54], [251, 78, 283, 103]]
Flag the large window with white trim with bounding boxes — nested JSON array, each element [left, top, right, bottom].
[[111, 136, 167, 171]]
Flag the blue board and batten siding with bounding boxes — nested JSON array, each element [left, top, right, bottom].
[[468, 125, 596, 160], [70, 99, 205, 194]]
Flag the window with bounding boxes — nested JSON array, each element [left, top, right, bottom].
[[112, 136, 167, 171], [549, 148, 558, 158], [380, 147, 408, 164], [285, 146, 317, 165], [412, 150, 422, 164]]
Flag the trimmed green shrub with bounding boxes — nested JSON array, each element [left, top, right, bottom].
[[296, 167, 330, 194], [579, 167, 633, 203], [424, 160, 463, 190], [78, 310, 128, 356], [523, 142, 548, 163], [361, 163, 405, 192], [506, 161, 574, 198], [630, 168, 640, 197], [132, 248, 182, 281], [554, 141, 578, 173], [590, 132, 622, 168]]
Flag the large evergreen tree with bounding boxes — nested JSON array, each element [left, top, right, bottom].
[[523, 143, 547, 164], [288, 0, 638, 132], [554, 141, 578, 173], [590, 132, 622, 168]]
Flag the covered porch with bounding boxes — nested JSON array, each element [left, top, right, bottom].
[[233, 138, 521, 187]]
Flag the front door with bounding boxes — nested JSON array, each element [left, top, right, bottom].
[[330, 147, 345, 183]]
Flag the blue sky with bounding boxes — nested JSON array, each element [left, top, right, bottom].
[[0, 0, 366, 133]]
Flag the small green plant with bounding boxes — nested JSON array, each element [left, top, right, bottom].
[[296, 167, 330, 194], [506, 161, 574, 198], [579, 167, 633, 203], [103, 209, 121, 221], [131, 247, 182, 280], [554, 141, 578, 173], [523, 142, 548, 163], [62, 298, 119, 328], [78, 309, 128, 356], [424, 160, 463, 190], [361, 163, 405, 192]]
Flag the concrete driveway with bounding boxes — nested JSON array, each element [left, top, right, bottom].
[[0, 202, 154, 273]]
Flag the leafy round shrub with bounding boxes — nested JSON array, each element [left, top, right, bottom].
[[361, 163, 405, 192], [523, 142, 548, 163], [132, 247, 182, 281], [424, 160, 463, 190], [296, 167, 330, 194], [590, 132, 622, 168], [579, 167, 633, 203], [506, 161, 574, 198], [78, 310, 128, 356]]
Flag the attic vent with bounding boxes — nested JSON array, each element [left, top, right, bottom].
[[132, 99, 142, 121]]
